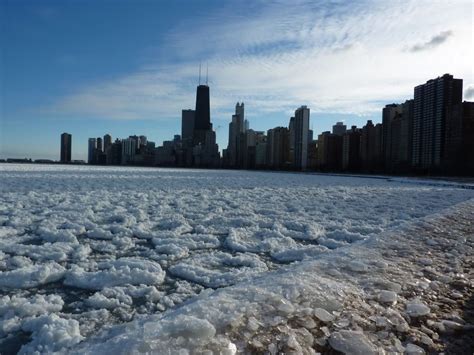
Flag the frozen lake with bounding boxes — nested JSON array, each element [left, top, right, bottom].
[[1, 164, 473, 353]]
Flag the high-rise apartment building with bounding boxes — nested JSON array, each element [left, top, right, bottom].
[[103, 134, 112, 153], [317, 131, 342, 171], [122, 137, 137, 165], [359, 120, 383, 172], [332, 122, 347, 136], [342, 126, 361, 171], [60, 133, 72, 163], [444, 100, 474, 174], [293, 106, 310, 169], [384, 100, 413, 172], [226, 102, 245, 167], [266, 127, 289, 169], [88, 138, 96, 164], [96, 137, 103, 152], [181, 109, 195, 145], [382, 103, 402, 167], [411, 74, 463, 170]]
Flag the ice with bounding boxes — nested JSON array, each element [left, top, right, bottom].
[[328, 330, 377, 354], [1, 164, 473, 353], [406, 299, 431, 317], [0, 294, 63, 319], [313, 307, 335, 322], [0, 262, 65, 289], [169, 252, 268, 288], [20, 314, 83, 354], [378, 290, 397, 304], [405, 343, 425, 354], [64, 258, 165, 290]]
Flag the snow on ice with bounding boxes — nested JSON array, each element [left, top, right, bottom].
[[0, 164, 473, 353]]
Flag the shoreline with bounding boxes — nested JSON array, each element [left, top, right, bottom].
[[73, 199, 474, 354]]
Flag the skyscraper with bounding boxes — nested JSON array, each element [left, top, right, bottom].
[[411, 74, 463, 170], [103, 134, 112, 152], [293, 106, 310, 170], [193, 84, 211, 145], [382, 103, 402, 168], [226, 102, 245, 167], [181, 109, 195, 144], [342, 126, 361, 171], [96, 137, 103, 152], [266, 127, 289, 169], [88, 138, 96, 164], [332, 122, 347, 136], [122, 137, 137, 165], [385, 100, 413, 172], [60, 133, 72, 163], [359, 120, 383, 172]]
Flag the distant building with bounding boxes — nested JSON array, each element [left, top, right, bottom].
[[193, 84, 212, 146], [121, 137, 137, 165], [317, 131, 342, 171], [359, 120, 383, 172], [382, 103, 403, 170], [342, 126, 361, 171], [332, 122, 347, 136], [293, 106, 310, 170], [255, 133, 267, 168], [444, 100, 474, 174], [60, 133, 72, 163], [181, 81, 220, 168], [182, 109, 195, 144], [139, 135, 147, 148], [267, 127, 289, 169], [103, 134, 112, 152], [411, 74, 463, 172], [288, 116, 295, 166], [461, 101, 474, 174], [385, 100, 414, 173], [96, 137, 103, 152], [106, 139, 122, 165], [88, 138, 96, 164], [226, 102, 245, 167], [307, 140, 318, 170], [241, 129, 265, 169]]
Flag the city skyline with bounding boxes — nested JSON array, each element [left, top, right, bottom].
[[34, 72, 469, 176], [2, 0, 473, 161]]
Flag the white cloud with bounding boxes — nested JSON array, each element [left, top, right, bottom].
[[43, 0, 473, 126]]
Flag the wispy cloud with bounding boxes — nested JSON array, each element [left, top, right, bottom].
[[408, 30, 453, 52], [42, 0, 473, 126]]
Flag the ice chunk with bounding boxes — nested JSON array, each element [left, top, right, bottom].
[[378, 290, 397, 304], [329, 330, 377, 354], [169, 252, 267, 288], [64, 258, 165, 290], [347, 260, 368, 272], [0, 294, 64, 318], [314, 308, 335, 322], [0, 262, 65, 289], [406, 300, 430, 317], [405, 343, 425, 354], [20, 314, 83, 354]]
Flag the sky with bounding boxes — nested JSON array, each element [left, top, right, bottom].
[[1, 0, 473, 161]]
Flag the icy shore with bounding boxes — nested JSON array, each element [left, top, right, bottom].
[[0, 164, 473, 353], [72, 198, 474, 354]]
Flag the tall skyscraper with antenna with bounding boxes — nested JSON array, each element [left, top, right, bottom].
[[193, 64, 212, 145]]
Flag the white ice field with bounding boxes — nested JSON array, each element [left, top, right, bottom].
[[0, 164, 473, 353]]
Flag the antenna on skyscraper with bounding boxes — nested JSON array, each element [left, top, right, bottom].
[[199, 62, 201, 85], [206, 63, 208, 85]]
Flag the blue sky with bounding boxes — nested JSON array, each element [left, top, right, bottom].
[[1, 0, 473, 160]]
